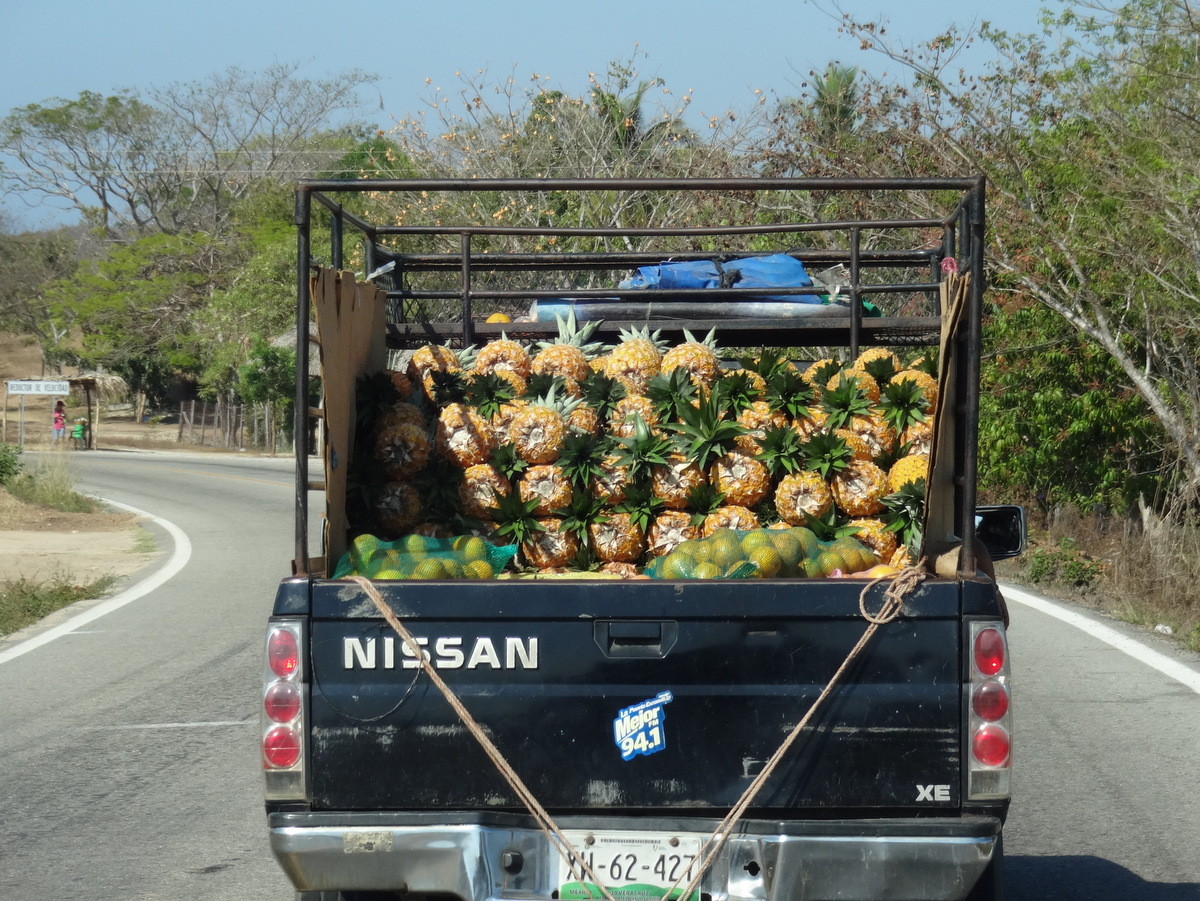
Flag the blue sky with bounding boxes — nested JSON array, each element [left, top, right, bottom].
[[1, 0, 1056, 229]]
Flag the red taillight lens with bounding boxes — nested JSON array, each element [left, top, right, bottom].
[[972, 723, 1011, 767], [263, 725, 301, 767], [268, 628, 299, 678], [264, 680, 302, 722], [973, 627, 1005, 676], [972, 680, 1010, 721]]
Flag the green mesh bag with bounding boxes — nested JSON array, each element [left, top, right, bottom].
[[645, 527, 876, 580], [332, 533, 518, 580]]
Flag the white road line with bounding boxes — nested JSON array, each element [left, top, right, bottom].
[[1002, 582, 1200, 695], [0, 496, 192, 666]]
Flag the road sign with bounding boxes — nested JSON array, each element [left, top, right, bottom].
[[6, 379, 70, 396]]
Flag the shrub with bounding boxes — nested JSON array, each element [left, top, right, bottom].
[[0, 443, 22, 486]]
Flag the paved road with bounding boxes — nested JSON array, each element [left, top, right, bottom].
[[1, 449, 1198, 899]]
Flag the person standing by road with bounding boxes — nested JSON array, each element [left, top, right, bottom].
[[52, 400, 66, 443]]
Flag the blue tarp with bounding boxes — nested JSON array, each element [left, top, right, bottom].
[[620, 253, 820, 303]]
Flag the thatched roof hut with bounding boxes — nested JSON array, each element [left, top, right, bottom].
[[68, 372, 129, 449]]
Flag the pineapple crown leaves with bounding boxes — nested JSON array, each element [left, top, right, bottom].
[[645, 368, 697, 423], [757, 424, 809, 479], [455, 344, 479, 370], [411, 455, 465, 523], [490, 442, 529, 481], [764, 367, 817, 420], [882, 477, 927, 551], [712, 370, 760, 417], [612, 483, 666, 533], [465, 372, 516, 421], [556, 432, 610, 491], [491, 490, 547, 546], [819, 378, 873, 430], [537, 310, 610, 357], [527, 380, 582, 417], [803, 508, 858, 542], [355, 371, 404, 430], [427, 369, 470, 407], [878, 378, 929, 434], [579, 368, 627, 419], [684, 483, 726, 526], [670, 388, 747, 471], [806, 358, 845, 386], [740, 348, 793, 382], [557, 491, 610, 540], [802, 430, 855, 479], [910, 350, 939, 379], [680, 326, 719, 350], [617, 323, 668, 352], [523, 371, 567, 399], [611, 414, 674, 486], [859, 353, 901, 386]]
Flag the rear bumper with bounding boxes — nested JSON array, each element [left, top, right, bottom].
[[269, 812, 1001, 901]]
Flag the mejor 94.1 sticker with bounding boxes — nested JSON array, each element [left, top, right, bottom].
[[613, 691, 673, 760]]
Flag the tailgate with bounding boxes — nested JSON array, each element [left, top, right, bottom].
[[306, 577, 962, 813]]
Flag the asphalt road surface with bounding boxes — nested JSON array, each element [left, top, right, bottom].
[[1, 449, 1198, 900]]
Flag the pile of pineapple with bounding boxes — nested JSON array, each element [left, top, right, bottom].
[[356, 312, 936, 579]]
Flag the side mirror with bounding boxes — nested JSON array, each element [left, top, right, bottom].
[[975, 505, 1027, 561]]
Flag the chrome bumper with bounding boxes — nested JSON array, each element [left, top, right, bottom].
[[269, 813, 1001, 901]]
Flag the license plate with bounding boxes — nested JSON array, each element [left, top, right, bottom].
[[556, 831, 702, 901]]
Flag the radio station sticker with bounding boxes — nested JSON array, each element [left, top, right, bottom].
[[613, 691, 673, 761]]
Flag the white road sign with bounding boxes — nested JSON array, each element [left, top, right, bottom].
[[6, 380, 70, 396]]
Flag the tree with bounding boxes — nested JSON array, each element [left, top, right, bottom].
[[1, 64, 379, 236], [763, 1, 1200, 507]]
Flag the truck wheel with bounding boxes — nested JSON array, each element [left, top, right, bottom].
[[965, 835, 1004, 901]]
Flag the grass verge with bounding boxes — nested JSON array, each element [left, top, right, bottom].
[[6, 456, 101, 513], [1002, 504, 1200, 653], [0, 571, 118, 637]]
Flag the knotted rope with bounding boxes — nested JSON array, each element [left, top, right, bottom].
[[350, 561, 927, 901]]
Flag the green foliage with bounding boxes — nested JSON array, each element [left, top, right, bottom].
[[238, 339, 295, 405], [8, 458, 100, 513], [1026, 537, 1102, 589], [0, 443, 22, 486], [0, 572, 117, 637]]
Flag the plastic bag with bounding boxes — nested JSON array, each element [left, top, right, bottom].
[[333, 533, 518, 580]]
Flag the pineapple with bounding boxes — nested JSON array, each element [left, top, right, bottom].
[[775, 471, 834, 525], [888, 453, 930, 494], [820, 378, 875, 431], [831, 459, 889, 516], [670, 386, 747, 472], [435, 402, 495, 467], [509, 384, 577, 465], [879, 377, 930, 438], [883, 476, 926, 561], [854, 347, 902, 374], [713, 370, 761, 418], [651, 453, 707, 510], [374, 481, 423, 533], [588, 513, 646, 563], [459, 463, 512, 519], [763, 366, 818, 425], [474, 333, 532, 380], [612, 414, 673, 486], [591, 455, 632, 507], [579, 369, 628, 421], [605, 324, 665, 395], [647, 510, 702, 557], [465, 372, 517, 423], [532, 311, 608, 384], [802, 357, 843, 388], [846, 517, 896, 563], [374, 418, 432, 481], [518, 464, 573, 516], [568, 404, 603, 436], [408, 343, 468, 401], [557, 432, 608, 493], [609, 395, 660, 439], [708, 449, 771, 508], [735, 401, 788, 454], [846, 411, 898, 460], [901, 419, 933, 457], [791, 408, 829, 441], [523, 517, 582, 570], [661, 327, 721, 390]]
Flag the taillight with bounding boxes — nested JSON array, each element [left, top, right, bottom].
[[262, 620, 306, 801], [967, 620, 1012, 800]]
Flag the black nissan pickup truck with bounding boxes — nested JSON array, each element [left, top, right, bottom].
[[262, 177, 1025, 901]]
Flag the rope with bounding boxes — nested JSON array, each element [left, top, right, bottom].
[[349, 561, 927, 901], [347, 576, 617, 901]]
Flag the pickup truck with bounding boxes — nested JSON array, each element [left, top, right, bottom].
[[262, 177, 1025, 901]]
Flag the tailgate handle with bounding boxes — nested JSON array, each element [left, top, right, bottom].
[[596, 620, 676, 658]]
